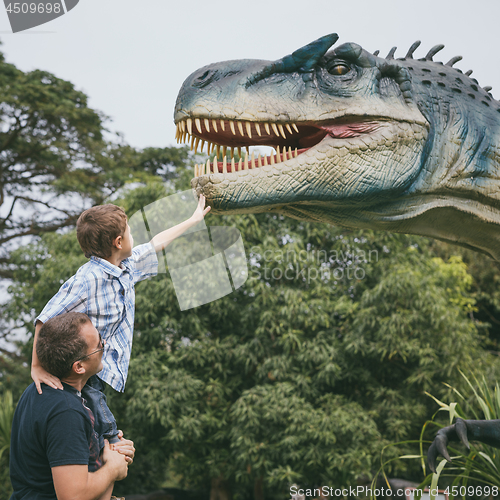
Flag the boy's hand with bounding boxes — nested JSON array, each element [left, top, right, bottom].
[[111, 430, 135, 464], [31, 363, 63, 394], [191, 194, 211, 223]]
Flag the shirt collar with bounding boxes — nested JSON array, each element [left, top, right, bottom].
[[61, 381, 80, 395], [90, 256, 126, 278]]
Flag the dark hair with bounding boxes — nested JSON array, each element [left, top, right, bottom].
[[76, 204, 127, 259], [37, 313, 91, 379]]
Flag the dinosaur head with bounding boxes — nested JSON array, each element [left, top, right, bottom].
[[175, 34, 500, 260]]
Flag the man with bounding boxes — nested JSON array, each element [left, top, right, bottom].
[[10, 312, 134, 500]]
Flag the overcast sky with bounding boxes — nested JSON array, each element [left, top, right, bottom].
[[0, 0, 498, 150]]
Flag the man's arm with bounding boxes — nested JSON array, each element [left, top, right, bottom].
[[32, 320, 64, 393], [150, 193, 211, 252], [52, 441, 128, 500]]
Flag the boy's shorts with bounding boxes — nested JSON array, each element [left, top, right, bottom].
[[82, 375, 120, 448]]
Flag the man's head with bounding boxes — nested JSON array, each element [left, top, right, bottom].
[[77, 204, 129, 259], [37, 313, 104, 381]]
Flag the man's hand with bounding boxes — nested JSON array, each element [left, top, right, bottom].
[[102, 440, 128, 481], [31, 363, 63, 394], [190, 193, 211, 224], [112, 431, 135, 464]]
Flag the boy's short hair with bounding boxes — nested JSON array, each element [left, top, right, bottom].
[[37, 313, 91, 379], [77, 204, 127, 259]]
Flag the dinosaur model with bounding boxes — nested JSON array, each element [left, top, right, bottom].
[[173, 34, 500, 472]]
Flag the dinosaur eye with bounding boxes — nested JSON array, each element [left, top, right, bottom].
[[328, 63, 350, 76]]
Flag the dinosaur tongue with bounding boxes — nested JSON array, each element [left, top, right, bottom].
[[321, 121, 381, 138]]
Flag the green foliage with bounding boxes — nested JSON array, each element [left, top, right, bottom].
[[420, 374, 500, 495], [1, 158, 497, 498], [0, 391, 15, 500]]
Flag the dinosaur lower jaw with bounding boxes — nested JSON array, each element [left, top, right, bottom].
[[175, 117, 385, 176]]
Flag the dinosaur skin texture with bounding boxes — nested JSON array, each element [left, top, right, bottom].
[[175, 34, 500, 262], [174, 34, 500, 469]]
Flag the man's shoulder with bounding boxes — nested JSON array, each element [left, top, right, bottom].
[[19, 383, 88, 418]]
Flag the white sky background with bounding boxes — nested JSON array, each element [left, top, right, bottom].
[[0, 0, 498, 150]]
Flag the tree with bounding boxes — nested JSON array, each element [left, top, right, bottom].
[[0, 44, 195, 283]]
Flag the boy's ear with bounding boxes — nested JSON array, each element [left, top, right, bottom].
[[113, 235, 122, 250]]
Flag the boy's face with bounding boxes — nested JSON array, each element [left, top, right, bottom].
[[120, 223, 134, 259]]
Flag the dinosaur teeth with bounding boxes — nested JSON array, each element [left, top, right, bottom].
[[178, 118, 300, 142], [179, 118, 304, 177], [192, 145, 302, 178]]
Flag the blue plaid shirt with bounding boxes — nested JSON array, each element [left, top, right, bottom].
[[36, 243, 158, 392]]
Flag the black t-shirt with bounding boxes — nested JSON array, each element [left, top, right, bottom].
[[10, 382, 102, 500]]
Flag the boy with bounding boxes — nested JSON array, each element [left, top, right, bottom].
[[32, 194, 210, 445]]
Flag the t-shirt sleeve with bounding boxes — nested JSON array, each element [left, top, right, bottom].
[[35, 277, 88, 325], [129, 243, 158, 283], [46, 409, 90, 467]]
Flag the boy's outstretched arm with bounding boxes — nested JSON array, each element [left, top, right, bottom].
[[32, 321, 64, 394], [150, 193, 211, 252]]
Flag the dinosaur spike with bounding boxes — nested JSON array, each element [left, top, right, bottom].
[[465, 70, 473, 76], [246, 33, 338, 87], [288, 33, 339, 72], [484, 86, 493, 92], [425, 44, 445, 61], [446, 55, 462, 67], [373, 50, 380, 56], [386, 47, 397, 60], [405, 41, 421, 59]]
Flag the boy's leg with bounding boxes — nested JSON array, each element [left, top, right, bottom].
[[82, 375, 120, 446]]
